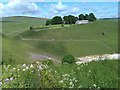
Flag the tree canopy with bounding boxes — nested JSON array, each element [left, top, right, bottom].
[[45, 13, 96, 25], [63, 15, 78, 24], [79, 14, 84, 20], [50, 16, 63, 25]]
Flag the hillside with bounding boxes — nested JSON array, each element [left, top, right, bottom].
[[2, 16, 48, 37], [19, 19, 118, 59], [1, 16, 119, 89]]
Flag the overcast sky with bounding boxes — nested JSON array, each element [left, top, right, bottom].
[[0, 0, 119, 18]]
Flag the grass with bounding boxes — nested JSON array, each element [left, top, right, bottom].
[[19, 19, 118, 58], [2, 37, 34, 65], [2, 60, 119, 88], [2, 16, 48, 37], [1, 16, 119, 88]]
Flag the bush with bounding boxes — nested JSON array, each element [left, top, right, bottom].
[[29, 26, 33, 30], [62, 55, 75, 64], [46, 20, 51, 26], [42, 60, 54, 66]]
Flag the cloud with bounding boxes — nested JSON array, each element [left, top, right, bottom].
[[50, 2, 67, 14], [0, 0, 41, 17], [70, 7, 80, 14], [0, 3, 4, 17]]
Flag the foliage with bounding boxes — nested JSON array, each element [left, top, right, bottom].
[[51, 16, 63, 25], [2, 60, 118, 88], [63, 15, 78, 24], [29, 26, 33, 30], [88, 13, 96, 21], [42, 60, 54, 66], [45, 20, 51, 26], [79, 14, 85, 20], [62, 55, 75, 64], [84, 14, 89, 20]]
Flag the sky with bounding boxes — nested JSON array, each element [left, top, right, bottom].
[[0, 0, 119, 18]]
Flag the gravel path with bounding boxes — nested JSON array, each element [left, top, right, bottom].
[[29, 52, 60, 63], [76, 53, 120, 64]]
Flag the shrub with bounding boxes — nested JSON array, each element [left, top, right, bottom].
[[42, 60, 54, 66], [62, 55, 75, 64], [29, 26, 33, 30]]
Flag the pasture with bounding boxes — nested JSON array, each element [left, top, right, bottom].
[[19, 19, 118, 58], [1, 16, 119, 88]]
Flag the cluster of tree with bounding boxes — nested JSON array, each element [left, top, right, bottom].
[[46, 13, 96, 25], [61, 55, 76, 64], [79, 13, 96, 21]]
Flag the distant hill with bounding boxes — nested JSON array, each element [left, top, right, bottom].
[[100, 17, 119, 20], [2, 16, 48, 35]]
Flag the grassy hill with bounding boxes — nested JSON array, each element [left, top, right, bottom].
[[20, 19, 118, 58], [2, 16, 118, 62], [2, 16, 48, 37], [1, 16, 119, 88]]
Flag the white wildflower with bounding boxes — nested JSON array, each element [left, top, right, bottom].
[[13, 68, 16, 71], [36, 61, 39, 64], [22, 69, 26, 71], [38, 65, 43, 70], [89, 70, 91, 73], [10, 77, 14, 81], [59, 80, 63, 83], [69, 82, 73, 85], [75, 80, 78, 82], [18, 69, 20, 71], [22, 64, 26, 67], [30, 64, 34, 68], [5, 78, 9, 82], [73, 78, 76, 81], [93, 84, 97, 87], [26, 66, 29, 70], [31, 70, 34, 73]]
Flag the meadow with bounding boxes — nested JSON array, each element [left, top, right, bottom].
[[19, 19, 118, 58], [1, 16, 119, 88]]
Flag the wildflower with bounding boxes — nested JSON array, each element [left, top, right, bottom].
[[55, 71, 57, 73], [38, 65, 43, 70], [23, 69, 26, 71], [13, 68, 16, 71], [0, 82, 2, 86], [36, 61, 39, 64], [69, 82, 73, 85], [18, 69, 20, 71], [7, 65, 11, 68], [31, 70, 34, 73], [73, 78, 76, 81], [10, 77, 14, 81], [26, 66, 29, 69], [5, 78, 9, 82], [75, 80, 78, 82], [78, 85, 82, 88], [30, 64, 34, 68], [22, 64, 26, 67], [88, 70, 91, 73], [93, 84, 97, 87], [59, 80, 63, 83], [77, 67, 80, 70]]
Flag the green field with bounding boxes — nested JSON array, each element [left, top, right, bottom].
[[1, 16, 119, 88], [20, 19, 118, 58], [2, 16, 48, 37], [2, 17, 118, 62]]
